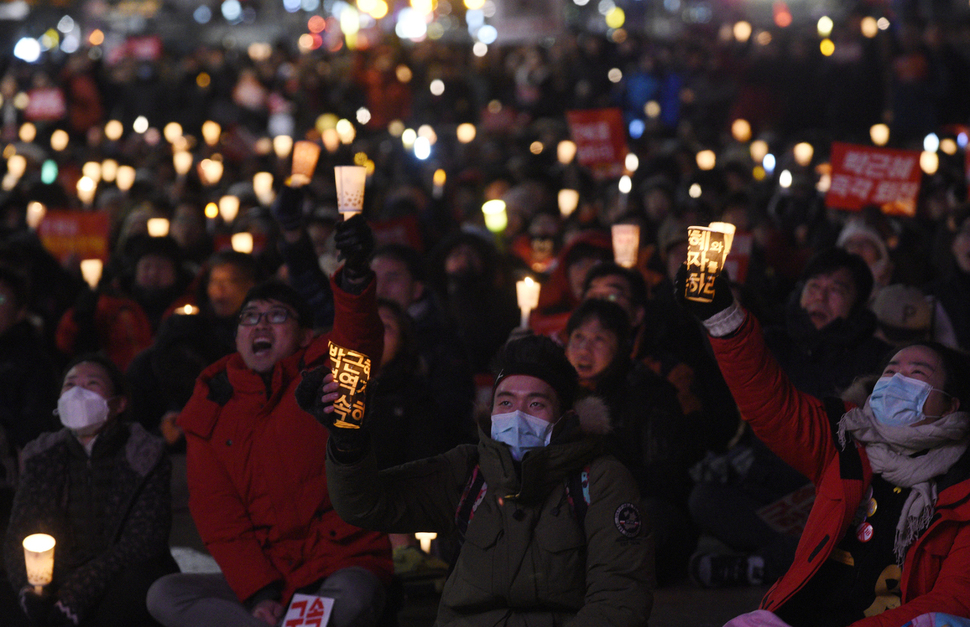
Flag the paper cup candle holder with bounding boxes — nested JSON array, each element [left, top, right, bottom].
[[684, 225, 733, 303], [334, 165, 367, 220], [291, 141, 321, 187], [23, 533, 55, 594], [611, 224, 640, 269], [329, 341, 372, 429]]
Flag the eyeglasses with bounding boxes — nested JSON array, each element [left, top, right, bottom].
[[238, 307, 295, 326]]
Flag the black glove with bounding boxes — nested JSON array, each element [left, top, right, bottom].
[[270, 184, 306, 232], [673, 263, 734, 321], [333, 214, 374, 282], [295, 366, 368, 457], [19, 586, 54, 624]]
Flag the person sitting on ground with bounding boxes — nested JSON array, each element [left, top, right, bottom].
[[4, 353, 177, 627], [125, 250, 261, 449], [314, 334, 655, 626], [146, 215, 393, 627], [677, 264, 970, 627], [564, 298, 693, 585]]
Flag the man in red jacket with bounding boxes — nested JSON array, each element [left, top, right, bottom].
[[147, 215, 393, 627]]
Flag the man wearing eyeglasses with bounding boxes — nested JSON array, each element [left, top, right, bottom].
[[147, 215, 393, 627]]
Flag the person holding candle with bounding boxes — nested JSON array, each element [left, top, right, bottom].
[[317, 334, 655, 626], [146, 216, 393, 627], [3, 353, 177, 627], [676, 265, 970, 626]]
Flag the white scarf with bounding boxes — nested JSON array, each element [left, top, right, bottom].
[[838, 400, 970, 564]]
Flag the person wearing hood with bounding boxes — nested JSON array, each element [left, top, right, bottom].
[[677, 266, 970, 627], [836, 219, 895, 301], [764, 247, 891, 400], [4, 353, 176, 627], [317, 334, 654, 626], [563, 298, 692, 585]]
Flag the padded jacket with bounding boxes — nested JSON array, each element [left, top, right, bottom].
[[710, 309, 970, 627], [178, 274, 392, 605]]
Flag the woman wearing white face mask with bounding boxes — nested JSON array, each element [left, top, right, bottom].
[[3, 354, 177, 627], [676, 266, 970, 627]]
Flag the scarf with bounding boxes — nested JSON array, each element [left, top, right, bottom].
[[838, 400, 970, 564]]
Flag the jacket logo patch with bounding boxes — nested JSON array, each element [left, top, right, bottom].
[[614, 503, 641, 538]]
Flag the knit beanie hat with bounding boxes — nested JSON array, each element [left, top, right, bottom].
[[493, 335, 579, 412]]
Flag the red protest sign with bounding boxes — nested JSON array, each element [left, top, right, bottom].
[[826, 142, 922, 216], [36, 209, 110, 263], [283, 593, 334, 627], [25, 87, 66, 122], [566, 108, 628, 181]]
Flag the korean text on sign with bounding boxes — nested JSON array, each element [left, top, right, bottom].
[[328, 341, 372, 429], [283, 593, 335, 627], [826, 142, 922, 216], [684, 227, 726, 303]]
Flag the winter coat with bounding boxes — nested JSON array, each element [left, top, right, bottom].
[[177, 275, 393, 606], [3, 421, 172, 623], [710, 309, 970, 626], [764, 295, 891, 398], [327, 406, 655, 627]]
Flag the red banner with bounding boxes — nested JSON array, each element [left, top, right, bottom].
[[24, 87, 66, 122], [36, 209, 110, 263], [566, 108, 628, 182], [826, 142, 922, 216]]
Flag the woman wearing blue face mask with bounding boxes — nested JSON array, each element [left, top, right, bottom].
[[676, 266, 970, 627], [3, 354, 177, 627]]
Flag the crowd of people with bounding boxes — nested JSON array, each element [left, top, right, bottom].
[[0, 5, 969, 626]]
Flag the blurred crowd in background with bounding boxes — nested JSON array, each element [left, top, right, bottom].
[[1, 0, 970, 597]]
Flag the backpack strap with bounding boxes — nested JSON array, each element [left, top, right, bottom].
[[564, 464, 592, 534], [454, 465, 488, 548]]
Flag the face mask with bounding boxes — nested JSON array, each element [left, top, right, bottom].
[[57, 387, 110, 436], [490, 410, 555, 461], [869, 373, 945, 427]]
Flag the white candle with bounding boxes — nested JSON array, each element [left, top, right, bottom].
[[611, 224, 640, 269], [291, 141, 321, 187], [414, 532, 437, 554], [516, 277, 541, 329], [335, 166, 367, 220], [23, 533, 55, 594]]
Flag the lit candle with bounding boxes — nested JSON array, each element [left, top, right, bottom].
[[611, 224, 640, 269], [116, 166, 136, 192], [482, 199, 508, 233], [23, 533, 55, 594], [201, 121, 221, 147], [173, 150, 194, 177], [147, 218, 170, 238], [25, 202, 45, 230], [684, 226, 728, 303], [432, 169, 446, 199], [80, 259, 103, 289], [516, 276, 541, 329], [558, 189, 579, 218], [414, 532, 437, 554], [334, 166, 367, 220], [218, 195, 240, 224], [231, 232, 254, 254], [707, 222, 736, 255], [290, 141, 321, 187]]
